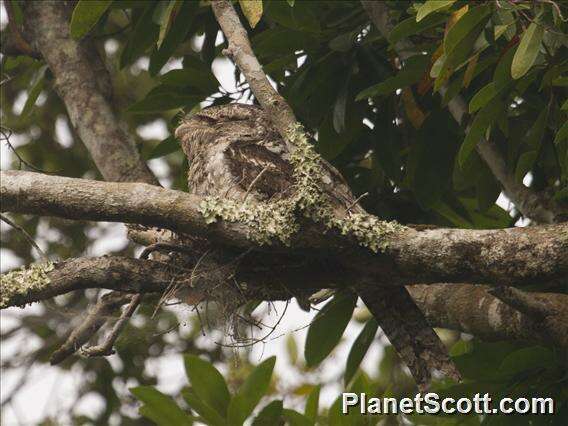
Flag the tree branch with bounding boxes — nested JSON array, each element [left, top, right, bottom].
[[407, 284, 568, 349], [21, 1, 157, 185], [2, 256, 564, 350], [211, 0, 298, 147], [2, 170, 567, 287], [360, 1, 566, 224]]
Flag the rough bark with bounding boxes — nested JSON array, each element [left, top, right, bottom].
[[3, 170, 567, 287], [360, 0, 566, 224], [2, 256, 565, 350], [211, 0, 298, 148], [407, 284, 568, 349], [22, 1, 158, 185]]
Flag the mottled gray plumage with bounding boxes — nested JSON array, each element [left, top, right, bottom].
[[176, 104, 294, 201], [175, 103, 460, 389]]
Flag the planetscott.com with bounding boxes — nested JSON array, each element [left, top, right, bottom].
[[342, 393, 555, 415]]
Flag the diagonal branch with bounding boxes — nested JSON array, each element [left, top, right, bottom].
[[360, 0, 566, 224], [22, 1, 157, 185]]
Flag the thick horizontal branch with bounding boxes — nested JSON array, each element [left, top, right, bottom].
[[2, 256, 564, 349], [2, 171, 567, 286], [407, 284, 568, 349]]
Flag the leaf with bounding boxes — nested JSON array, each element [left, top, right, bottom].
[[458, 100, 504, 166], [282, 409, 313, 426], [120, 4, 160, 68], [149, 0, 199, 76], [333, 77, 349, 133], [515, 108, 548, 182], [462, 53, 478, 88], [414, 112, 460, 208], [401, 88, 425, 128], [159, 68, 219, 93], [554, 120, 568, 145], [469, 81, 509, 113], [21, 65, 48, 118], [286, 334, 298, 365], [128, 86, 202, 113], [286, 0, 295, 6], [561, 99, 568, 111], [182, 388, 226, 426], [304, 385, 320, 422], [476, 164, 500, 211], [227, 357, 276, 426], [239, 0, 263, 28], [416, 0, 456, 22], [252, 400, 283, 426], [344, 319, 378, 386], [70, 0, 113, 39], [130, 386, 192, 426], [356, 55, 430, 100], [155, 1, 177, 48], [435, 4, 492, 89], [499, 346, 556, 377], [304, 291, 357, 367], [389, 13, 447, 45], [184, 355, 231, 418], [146, 136, 179, 160], [511, 22, 544, 79]]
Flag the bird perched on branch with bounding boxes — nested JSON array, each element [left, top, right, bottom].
[[175, 103, 460, 389]]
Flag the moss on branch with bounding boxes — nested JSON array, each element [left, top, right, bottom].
[[1, 262, 55, 308], [198, 123, 403, 252]]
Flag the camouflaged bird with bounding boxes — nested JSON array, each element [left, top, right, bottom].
[[175, 103, 460, 389]]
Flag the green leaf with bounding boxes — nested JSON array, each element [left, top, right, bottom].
[[511, 22, 544, 79], [356, 55, 429, 100], [239, 0, 263, 28], [554, 120, 568, 145], [435, 4, 492, 89], [282, 409, 313, 426], [70, 0, 113, 39], [469, 81, 511, 113], [252, 400, 283, 426], [499, 346, 556, 377], [227, 357, 276, 426], [128, 86, 202, 113], [476, 164, 500, 211], [344, 319, 378, 386], [184, 355, 231, 418], [155, 1, 177, 48], [182, 388, 226, 426], [21, 65, 48, 118], [146, 136, 180, 160], [149, 0, 199, 76], [120, 4, 159, 68], [445, 4, 492, 54], [416, 0, 456, 22], [515, 108, 548, 181], [304, 385, 320, 423], [458, 100, 503, 166], [130, 386, 192, 426], [389, 13, 447, 45], [561, 99, 568, 111], [159, 68, 219, 94], [414, 112, 460, 208], [304, 291, 357, 367], [286, 0, 295, 6]]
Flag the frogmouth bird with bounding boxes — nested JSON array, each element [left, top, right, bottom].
[[175, 103, 461, 389]]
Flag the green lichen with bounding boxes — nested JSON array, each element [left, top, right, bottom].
[[199, 123, 403, 252], [0, 262, 54, 309]]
